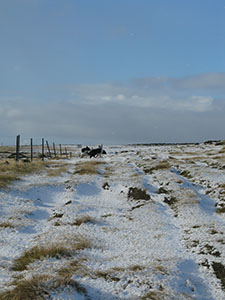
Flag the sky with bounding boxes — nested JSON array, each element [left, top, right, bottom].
[[1, 0, 225, 145]]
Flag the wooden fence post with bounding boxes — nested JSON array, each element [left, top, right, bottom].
[[30, 138, 33, 161], [42, 138, 44, 161], [16, 135, 20, 161], [53, 143, 57, 158], [59, 144, 62, 157], [46, 140, 52, 158], [65, 147, 68, 158]]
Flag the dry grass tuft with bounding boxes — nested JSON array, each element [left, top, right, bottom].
[[0, 159, 51, 188], [141, 289, 174, 300], [57, 258, 89, 279], [74, 160, 106, 175], [12, 244, 72, 271], [94, 265, 145, 283], [180, 170, 192, 178], [143, 160, 170, 174], [0, 146, 15, 153], [12, 236, 92, 271], [0, 222, 14, 228], [0, 274, 87, 300], [73, 215, 97, 226], [0, 275, 50, 300], [129, 265, 145, 271], [46, 162, 70, 177]]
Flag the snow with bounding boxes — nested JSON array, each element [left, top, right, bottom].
[[0, 144, 225, 299]]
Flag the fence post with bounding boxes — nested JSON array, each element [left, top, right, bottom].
[[53, 143, 57, 158], [16, 135, 20, 161], [59, 144, 62, 157], [46, 140, 52, 158], [42, 138, 44, 161], [30, 138, 33, 161], [65, 147, 68, 158]]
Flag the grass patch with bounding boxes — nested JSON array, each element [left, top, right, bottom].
[[46, 162, 70, 177], [57, 258, 89, 279], [141, 290, 172, 300], [74, 160, 106, 175], [143, 160, 170, 174], [180, 170, 192, 179], [0, 146, 15, 154], [12, 236, 92, 271], [95, 271, 120, 282], [73, 215, 97, 226], [0, 275, 50, 300], [94, 265, 145, 282], [0, 275, 87, 300], [0, 222, 14, 228], [0, 159, 51, 188]]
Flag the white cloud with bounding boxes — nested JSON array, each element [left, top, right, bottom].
[[174, 96, 214, 112], [0, 73, 224, 144]]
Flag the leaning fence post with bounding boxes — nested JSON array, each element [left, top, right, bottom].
[[16, 135, 20, 161], [30, 138, 33, 161], [46, 140, 52, 158], [42, 138, 44, 161]]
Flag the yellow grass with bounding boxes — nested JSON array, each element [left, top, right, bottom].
[[74, 160, 106, 175], [0, 146, 15, 153], [0, 159, 52, 188], [45, 162, 70, 177], [0, 222, 14, 228], [73, 215, 97, 226], [143, 160, 171, 174], [12, 236, 92, 271], [0, 274, 87, 300]]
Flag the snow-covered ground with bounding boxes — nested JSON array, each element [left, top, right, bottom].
[[0, 144, 225, 299]]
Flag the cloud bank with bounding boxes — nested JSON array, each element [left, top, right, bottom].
[[1, 72, 225, 145]]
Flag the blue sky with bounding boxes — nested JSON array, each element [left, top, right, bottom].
[[1, 0, 225, 145]]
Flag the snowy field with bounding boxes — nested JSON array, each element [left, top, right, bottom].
[[0, 143, 225, 300]]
